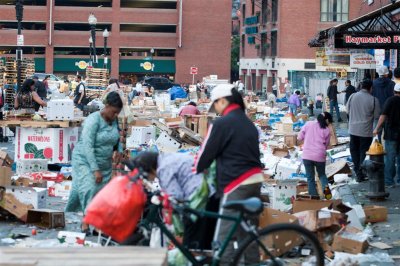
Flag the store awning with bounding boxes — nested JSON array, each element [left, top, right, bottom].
[[309, 1, 400, 48], [119, 59, 175, 74]]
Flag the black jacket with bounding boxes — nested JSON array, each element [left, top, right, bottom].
[[372, 77, 394, 111], [195, 106, 262, 196], [327, 85, 339, 102]]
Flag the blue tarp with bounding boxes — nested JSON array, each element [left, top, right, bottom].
[[169, 86, 187, 100]]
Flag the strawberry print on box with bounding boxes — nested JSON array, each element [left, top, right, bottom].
[[15, 127, 79, 164]]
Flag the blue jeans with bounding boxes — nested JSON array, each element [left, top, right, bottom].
[[303, 159, 328, 197], [384, 140, 400, 186], [289, 103, 297, 115], [330, 100, 341, 121]]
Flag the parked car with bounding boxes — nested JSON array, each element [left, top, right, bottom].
[[30, 73, 63, 92], [143, 77, 178, 91]]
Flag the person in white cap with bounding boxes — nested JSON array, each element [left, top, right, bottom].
[[374, 83, 400, 187], [194, 84, 263, 265], [373, 65, 395, 112]]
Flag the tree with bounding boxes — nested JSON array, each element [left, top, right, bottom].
[[231, 35, 240, 82]]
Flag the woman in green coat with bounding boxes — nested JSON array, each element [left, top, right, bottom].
[[65, 91, 122, 235]]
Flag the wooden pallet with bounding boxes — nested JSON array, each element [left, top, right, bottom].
[[0, 247, 167, 266]]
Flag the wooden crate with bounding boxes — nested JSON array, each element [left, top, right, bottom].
[[184, 115, 215, 138]]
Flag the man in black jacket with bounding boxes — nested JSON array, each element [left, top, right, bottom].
[[327, 79, 343, 122], [342, 80, 356, 104]]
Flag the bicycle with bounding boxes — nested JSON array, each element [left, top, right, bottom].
[[103, 166, 325, 266]]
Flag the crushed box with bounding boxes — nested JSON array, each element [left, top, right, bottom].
[[0, 193, 34, 222], [263, 180, 297, 212], [332, 226, 369, 254], [6, 186, 47, 209], [0, 151, 13, 167], [363, 205, 388, 223], [0, 166, 11, 187], [292, 198, 351, 213], [26, 209, 65, 229]]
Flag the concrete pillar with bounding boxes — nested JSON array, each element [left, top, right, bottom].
[[45, 0, 54, 73], [110, 0, 120, 77], [45, 46, 54, 73]]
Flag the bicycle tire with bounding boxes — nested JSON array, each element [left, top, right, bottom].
[[231, 223, 324, 266]]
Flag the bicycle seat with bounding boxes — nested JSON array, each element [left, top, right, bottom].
[[223, 197, 263, 215]]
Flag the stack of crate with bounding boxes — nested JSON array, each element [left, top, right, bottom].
[[3, 58, 35, 109], [85, 68, 109, 89], [0, 59, 5, 88]]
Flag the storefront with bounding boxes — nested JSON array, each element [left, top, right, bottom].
[[119, 59, 176, 84]]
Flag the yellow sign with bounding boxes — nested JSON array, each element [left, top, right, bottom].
[[76, 61, 88, 70], [141, 61, 153, 71]]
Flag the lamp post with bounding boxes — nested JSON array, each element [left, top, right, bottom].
[[89, 37, 93, 67], [88, 13, 97, 67], [102, 28, 109, 69], [15, 0, 24, 92]]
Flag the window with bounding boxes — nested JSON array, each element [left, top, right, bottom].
[[241, 34, 245, 57], [55, 0, 112, 7], [0, 22, 46, 30], [271, 31, 277, 57], [261, 0, 268, 24], [121, 0, 176, 9], [54, 23, 111, 31], [261, 33, 267, 58], [321, 0, 349, 22], [251, 0, 255, 15], [271, 0, 278, 22], [120, 24, 176, 33], [0, 0, 46, 5], [242, 4, 246, 21]]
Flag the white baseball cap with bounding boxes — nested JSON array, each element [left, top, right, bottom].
[[209, 84, 235, 113], [394, 83, 400, 92], [377, 65, 389, 76]]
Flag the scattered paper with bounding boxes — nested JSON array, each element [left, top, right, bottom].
[[370, 242, 392, 250]]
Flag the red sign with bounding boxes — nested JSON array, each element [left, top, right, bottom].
[[190, 67, 198, 75], [59, 130, 64, 162]]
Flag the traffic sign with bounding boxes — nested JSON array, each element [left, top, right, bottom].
[[190, 67, 198, 75]]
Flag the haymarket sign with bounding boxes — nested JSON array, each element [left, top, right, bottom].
[[334, 32, 400, 49]]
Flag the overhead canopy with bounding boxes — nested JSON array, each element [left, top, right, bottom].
[[309, 1, 400, 49]]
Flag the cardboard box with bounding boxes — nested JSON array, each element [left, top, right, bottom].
[[46, 99, 74, 121], [48, 181, 72, 198], [274, 158, 301, 180], [296, 183, 308, 195], [165, 117, 183, 128], [15, 127, 78, 164], [7, 186, 47, 209], [155, 132, 181, 152], [16, 159, 48, 175], [259, 208, 301, 257], [0, 193, 34, 222], [0, 151, 13, 167], [328, 124, 338, 147], [264, 180, 297, 212], [0, 166, 11, 187], [294, 210, 347, 232], [14, 177, 47, 188], [272, 147, 289, 158], [292, 198, 350, 213], [127, 126, 156, 147], [332, 226, 369, 254], [284, 134, 297, 148], [326, 160, 351, 178], [26, 209, 65, 229], [364, 205, 388, 223]]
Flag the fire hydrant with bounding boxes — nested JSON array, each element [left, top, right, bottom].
[[362, 139, 389, 200]]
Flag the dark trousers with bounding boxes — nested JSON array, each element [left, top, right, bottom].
[[215, 182, 261, 265], [303, 159, 328, 197], [350, 135, 373, 179]]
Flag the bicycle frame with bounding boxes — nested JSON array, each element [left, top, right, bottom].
[[144, 202, 244, 266]]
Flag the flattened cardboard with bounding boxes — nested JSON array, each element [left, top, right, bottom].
[[292, 198, 351, 214], [284, 134, 297, 148], [0, 151, 13, 167], [294, 210, 347, 232], [325, 160, 351, 178], [0, 166, 11, 187], [364, 205, 388, 223]]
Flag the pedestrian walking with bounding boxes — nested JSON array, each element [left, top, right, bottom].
[[73, 75, 87, 111], [298, 112, 333, 198], [347, 79, 381, 182], [372, 65, 394, 112], [373, 83, 400, 187], [66, 92, 123, 235], [195, 84, 263, 265], [342, 80, 356, 104], [272, 83, 278, 97], [327, 79, 342, 122], [288, 90, 301, 115]]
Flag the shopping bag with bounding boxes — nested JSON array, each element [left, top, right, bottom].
[[84, 171, 147, 242]]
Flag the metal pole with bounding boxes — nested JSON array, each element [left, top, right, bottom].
[[103, 36, 107, 69], [91, 25, 97, 67], [89, 42, 93, 67], [15, 0, 24, 92]]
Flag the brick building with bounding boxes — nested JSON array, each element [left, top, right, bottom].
[[0, 0, 231, 83], [238, 0, 396, 93]]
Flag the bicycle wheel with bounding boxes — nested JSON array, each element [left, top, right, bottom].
[[232, 223, 324, 266]]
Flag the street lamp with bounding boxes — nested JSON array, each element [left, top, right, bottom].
[[89, 37, 93, 67], [88, 13, 97, 66], [102, 28, 109, 69], [15, 0, 24, 93]]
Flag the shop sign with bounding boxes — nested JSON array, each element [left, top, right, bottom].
[[374, 49, 385, 67], [245, 26, 258, 35], [245, 16, 259, 25], [75, 61, 88, 70], [335, 32, 400, 49], [350, 51, 376, 69], [141, 61, 154, 71], [315, 47, 350, 67]]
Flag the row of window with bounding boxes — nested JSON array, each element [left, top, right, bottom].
[[0, 22, 177, 33], [241, 31, 277, 58], [245, 0, 278, 24], [0, 47, 176, 56], [0, 0, 177, 9]]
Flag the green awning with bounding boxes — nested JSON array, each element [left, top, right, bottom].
[[34, 58, 45, 72], [119, 59, 175, 74], [54, 58, 111, 72]]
